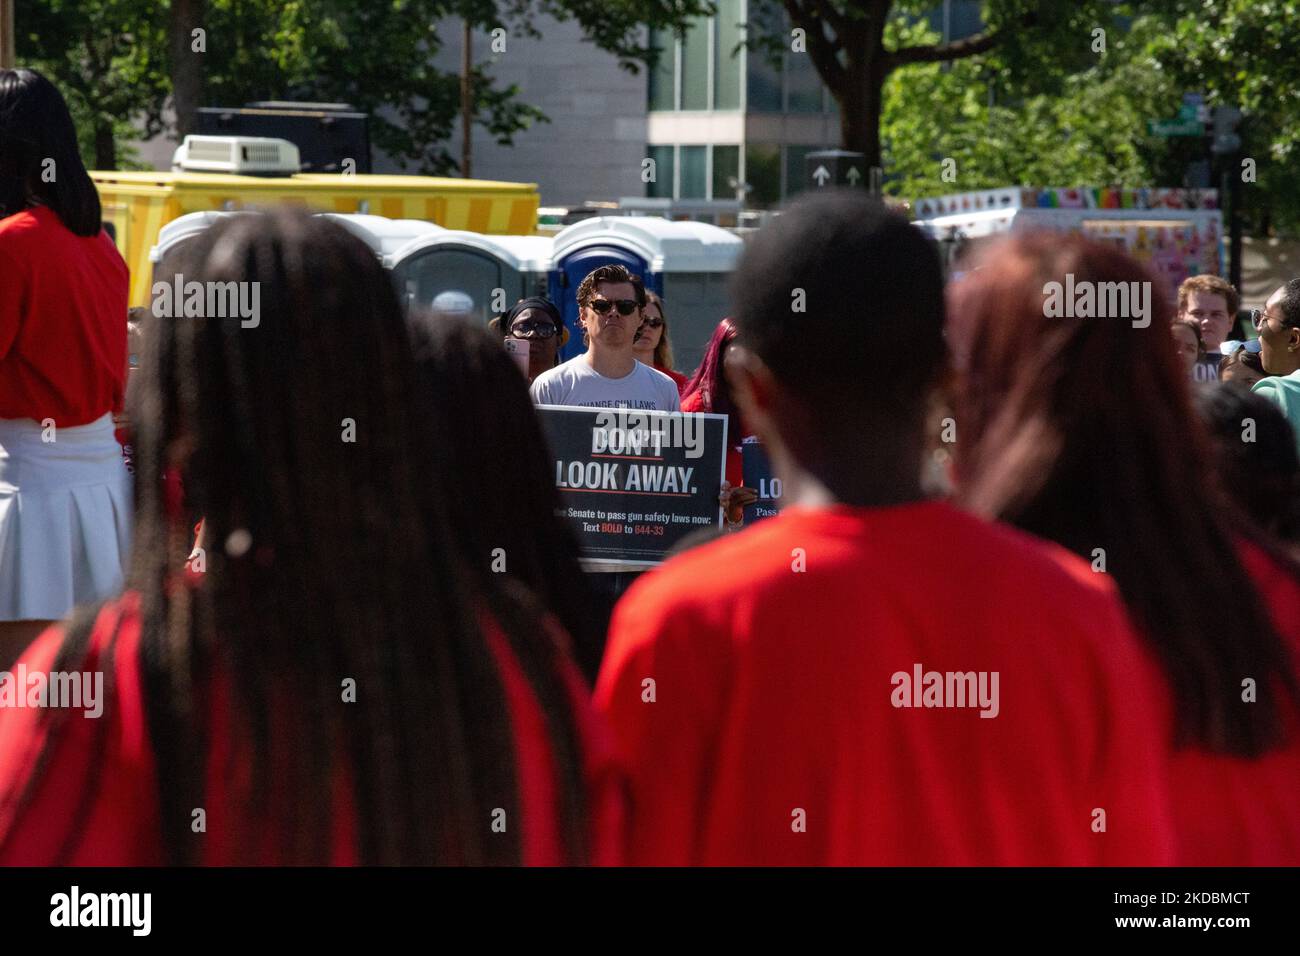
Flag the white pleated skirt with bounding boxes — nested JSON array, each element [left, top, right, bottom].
[[0, 414, 131, 621]]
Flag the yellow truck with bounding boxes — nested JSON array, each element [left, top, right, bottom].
[[94, 164, 540, 306]]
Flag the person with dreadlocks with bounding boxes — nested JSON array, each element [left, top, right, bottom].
[[949, 232, 1300, 865], [0, 70, 130, 669], [0, 208, 622, 866], [406, 312, 605, 681]]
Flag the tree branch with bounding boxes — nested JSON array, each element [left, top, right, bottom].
[[884, 10, 1037, 71], [781, 0, 846, 90]]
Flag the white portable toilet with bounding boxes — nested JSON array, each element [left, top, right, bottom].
[[548, 216, 743, 371], [385, 230, 554, 326]]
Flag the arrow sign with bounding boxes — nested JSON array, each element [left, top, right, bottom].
[[812, 165, 830, 187], [845, 166, 862, 186]]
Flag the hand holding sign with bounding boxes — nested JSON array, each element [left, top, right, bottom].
[[719, 480, 759, 524]]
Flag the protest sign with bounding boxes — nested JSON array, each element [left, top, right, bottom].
[[741, 437, 784, 524], [537, 406, 728, 566]]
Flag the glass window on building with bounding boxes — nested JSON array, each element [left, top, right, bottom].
[[712, 145, 740, 200], [785, 145, 824, 198], [680, 145, 708, 199], [744, 144, 781, 207], [680, 19, 710, 110], [646, 145, 675, 198], [713, 0, 744, 110], [786, 45, 823, 113], [648, 28, 676, 111], [745, 1, 783, 113]]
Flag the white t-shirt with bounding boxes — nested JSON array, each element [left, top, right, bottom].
[[530, 355, 681, 411]]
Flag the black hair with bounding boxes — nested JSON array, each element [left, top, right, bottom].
[[405, 311, 606, 680], [1278, 278, 1300, 329], [1194, 383, 1300, 543], [0, 69, 102, 235], [729, 189, 945, 417], [1219, 347, 1265, 378], [0, 208, 589, 865]]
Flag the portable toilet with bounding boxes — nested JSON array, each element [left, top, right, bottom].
[[385, 231, 554, 327], [148, 211, 440, 288], [548, 217, 743, 370]]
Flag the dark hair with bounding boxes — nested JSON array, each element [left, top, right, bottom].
[[0, 209, 589, 865], [952, 232, 1300, 756], [576, 263, 646, 312], [1194, 383, 1300, 543], [1173, 317, 1204, 358], [1219, 346, 1265, 378], [729, 189, 945, 418], [0, 69, 102, 235], [406, 311, 605, 679], [682, 318, 739, 431], [1278, 278, 1300, 330]]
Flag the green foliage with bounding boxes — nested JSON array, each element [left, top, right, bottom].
[[15, 0, 169, 169], [16, 0, 711, 175]]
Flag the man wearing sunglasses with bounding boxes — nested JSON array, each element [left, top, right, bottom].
[[529, 264, 681, 412], [1250, 279, 1300, 453]]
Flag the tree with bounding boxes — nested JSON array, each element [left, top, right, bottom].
[[1141, 0, 1300, 235], [168, 0, 714, 173], [16, 0, 168, 169], [747, 0, 1135, 171], [880, 13, 1182, 200]]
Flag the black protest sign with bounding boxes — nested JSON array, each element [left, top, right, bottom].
[[741, 437, 783, 524], [537, 406, 728, 566]]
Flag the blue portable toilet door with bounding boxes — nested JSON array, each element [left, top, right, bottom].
[[551, 245, 656, 362]]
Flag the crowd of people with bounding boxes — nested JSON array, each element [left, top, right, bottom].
[[2, 68, 1299, 866]]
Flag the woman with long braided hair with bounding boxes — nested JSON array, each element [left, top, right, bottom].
[[0, 209, 621, 865]]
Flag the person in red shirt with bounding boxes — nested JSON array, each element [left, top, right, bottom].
[[595, 191, 1175, 866], [0, 208, 623, 866], [0, 70, 130, 667], [681, 318, 757, 528], [948, 232, 1300, 865]]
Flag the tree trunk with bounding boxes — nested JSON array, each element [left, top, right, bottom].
[[170, 0, 206, 137], [94, 118, 117, 170]]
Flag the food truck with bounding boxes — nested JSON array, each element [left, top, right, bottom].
[[95, 135, 541, 306], [911, 186, 1223, 299]]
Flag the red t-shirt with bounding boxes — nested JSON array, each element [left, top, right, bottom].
[[0, 206, 128, 426], [1163, 541, 1300, 865], [0, 592, 625, 865], [595, 500, 1176, 865]]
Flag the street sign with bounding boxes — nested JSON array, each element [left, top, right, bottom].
[[805, 150, 866, 191], [1148, 119, 1203, 137]]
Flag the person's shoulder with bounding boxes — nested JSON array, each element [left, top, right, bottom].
[[0, 209, 42, 258], [530, 356, 582, 394], [617, 511, 815, 621], [942, 502, 1119, 601], [639, 361, 674, 384], [1254, 370, 1300, 398]]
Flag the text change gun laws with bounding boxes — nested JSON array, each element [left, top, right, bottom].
[[537, 406, 728, 566]]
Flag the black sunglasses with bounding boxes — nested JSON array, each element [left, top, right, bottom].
[[640, 317, 664, 329], [509, 320, 558, 339], [590, 298, 639, 316]]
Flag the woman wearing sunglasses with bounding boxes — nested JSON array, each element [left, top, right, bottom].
[[491, 296, 568, 385], [634, 291, 688, 395]]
